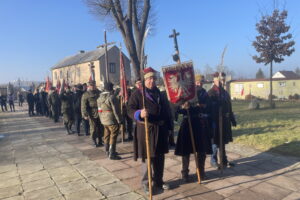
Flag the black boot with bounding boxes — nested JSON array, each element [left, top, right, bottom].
[[97, 138, 103, 147], [199, 154, 206, 180], [109, 144, 121, 160], [65, 124, 71, 135], [68, 125, 74, 134], [181, 172, 189, 183], [93, 139, 99, 147]]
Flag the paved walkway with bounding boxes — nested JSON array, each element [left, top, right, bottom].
[[0, 104, 299, 200]]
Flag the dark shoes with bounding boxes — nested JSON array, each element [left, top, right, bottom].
[[109, 144, 121, 160]]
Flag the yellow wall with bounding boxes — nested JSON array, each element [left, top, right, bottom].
[[52, 61, 100, 87], [230, 79, 300, 100]]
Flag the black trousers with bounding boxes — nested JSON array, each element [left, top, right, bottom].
[[1, 103, 7, 111], [82, 118, 90, 135], [28, 103, 34, 115], [74, 113, 82, 134], [141, 154, 165, 187], [9, 102, 15, 112]]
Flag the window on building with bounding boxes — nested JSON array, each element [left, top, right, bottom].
[[54, 72, 57, 80], [60, 70, 63, 79], [257, 83, 264, 88], [109, 63, 116, 73], [279, 82, 286, 87], [293, 82, 296, 86]]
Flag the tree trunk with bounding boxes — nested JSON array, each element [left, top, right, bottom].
[[269, 61, 274, 108]]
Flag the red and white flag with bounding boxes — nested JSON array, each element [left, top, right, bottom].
[[162, 61, 196, 104], [120, 50, 128, 103], [45, 76, 52, 92], [241, 87, 244, 96], [56, 79, 61, 93]]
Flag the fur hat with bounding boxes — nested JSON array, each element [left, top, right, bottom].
[[143, 67, 157, 79]]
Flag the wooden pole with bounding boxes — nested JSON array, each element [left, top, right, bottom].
[[104, 30, 109, 83], [219, 77, 225, 174], [186, 108, 202, 184], [140, 27, 152, 200], [120, 96, 125, 143], [169, 28, 201, 183]]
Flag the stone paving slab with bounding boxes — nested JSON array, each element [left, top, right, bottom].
[[64, 188, 105, 200]]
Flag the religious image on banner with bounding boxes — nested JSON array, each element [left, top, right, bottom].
[[162, 61, 196, 104]]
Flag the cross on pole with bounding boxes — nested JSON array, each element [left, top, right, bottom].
[[169, 29, 180, 63], [97, 30, 115, 83]]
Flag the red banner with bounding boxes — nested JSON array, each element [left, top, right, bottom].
[[162, 61, 196, 104]]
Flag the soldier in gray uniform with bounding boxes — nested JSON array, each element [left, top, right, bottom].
[[81, 80, 103, 147], [97, 82, 122, 160]]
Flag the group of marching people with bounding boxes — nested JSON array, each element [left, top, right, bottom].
[[26, 80, 135, 160], [127, 67, 237, 194]]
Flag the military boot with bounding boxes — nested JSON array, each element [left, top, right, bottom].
[[181, 172, 189, 183], [199, 154, 206, 180], [65, 124, 71, 135], [109, 144, 121, 160], [93, 139, 99, 147]]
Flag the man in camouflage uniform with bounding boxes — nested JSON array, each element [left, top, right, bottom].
[[98, 82, 122, 160], [60, 86, 74, 134], [48, 87, 60, 122], [81, 80, 103, 147]]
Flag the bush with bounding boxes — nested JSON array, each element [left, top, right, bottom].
[[288, 93, 299, 100], [268, 94, 277, 100], [245, 94, 256, 101]]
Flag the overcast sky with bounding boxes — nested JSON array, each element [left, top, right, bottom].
[[0, 0, 299, 83]]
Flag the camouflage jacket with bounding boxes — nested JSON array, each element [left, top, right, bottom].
[[81, 89, 100, 119]]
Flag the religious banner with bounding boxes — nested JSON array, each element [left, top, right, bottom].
[[162, 61, 196, 104]]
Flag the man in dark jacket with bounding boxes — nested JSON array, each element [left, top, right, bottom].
[[74, 84, 83, 136], [40, 88, 49, 117], [208, 72, 236, 169], [98, 82, 122, 160], [34, 89, 42, 115], [26, 90, 35, 116], [60, 86, 74, 134], [0, 94, 7, 112], [127, 67, 171, 194]]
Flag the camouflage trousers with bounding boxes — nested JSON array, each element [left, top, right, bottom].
[[63, 111, 74, 128], [103, 124, 119, 145], [89, 117, 103, 141]]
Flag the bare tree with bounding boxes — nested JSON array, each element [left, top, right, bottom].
[[252, 9, 295, 108], [84, 0, 153, 79]]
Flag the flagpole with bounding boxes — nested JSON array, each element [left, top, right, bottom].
[[141, 27, 152, 200], [169, 29, 201, 184]]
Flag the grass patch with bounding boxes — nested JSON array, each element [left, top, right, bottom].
[[232, 100, 300, 157]]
